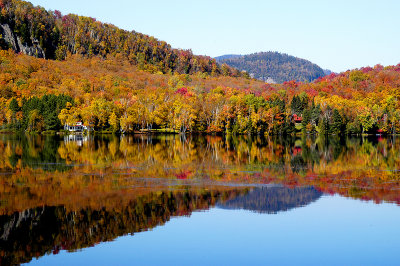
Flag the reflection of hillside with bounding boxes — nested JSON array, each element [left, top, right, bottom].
[[0, 188, 245, 265], [217, 186, 322, 214], [0, 134, 399, 263], [0, 134, 400, 207], [0, 134, 71, 172]]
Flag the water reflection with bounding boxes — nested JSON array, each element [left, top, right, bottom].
[[0, 188, 246, 265], [0, 133, 399, 211], [64, 134, 89, 147], [218, 186, 323, 214], [0, 134, 399, 264]]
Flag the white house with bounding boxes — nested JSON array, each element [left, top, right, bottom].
[[64, 122, 89, 132]]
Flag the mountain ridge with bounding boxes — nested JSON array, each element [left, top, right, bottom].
[[216, 51, 327, 83]]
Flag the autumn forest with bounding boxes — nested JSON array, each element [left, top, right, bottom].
[[1, 0, 400, 264], [0, 0, 398, 136]]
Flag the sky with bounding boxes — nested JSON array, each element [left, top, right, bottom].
[[28, 0, 400, 73]]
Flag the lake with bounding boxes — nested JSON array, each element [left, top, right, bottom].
[[0, 134, 399, 265]]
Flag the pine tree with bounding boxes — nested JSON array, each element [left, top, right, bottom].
[[9, 98, 20, 113], [319, 117, 329, 136], [331, 109, 343, 135], [311, 103, 321, 126], [302, 108, 311, 133], [291, 96, 300, 113], [45, 111, 60, 131]]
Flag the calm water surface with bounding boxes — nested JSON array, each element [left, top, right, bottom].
[[0, 134, 399, 265]]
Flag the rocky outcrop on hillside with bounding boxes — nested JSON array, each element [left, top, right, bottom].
[[0, 23, 45, 58]]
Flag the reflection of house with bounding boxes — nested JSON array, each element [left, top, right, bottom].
[[64, 122, 88, 132], [293, 146, 302, 156], [64, 134, 89, 147]]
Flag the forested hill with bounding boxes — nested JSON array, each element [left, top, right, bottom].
[[0, 0, 241, 77], [215, 52, 326, 83]]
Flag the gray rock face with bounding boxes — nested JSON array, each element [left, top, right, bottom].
[[0, 23, 46, 58], [0, 23, 17, 50], [17, 36, 45, 58]]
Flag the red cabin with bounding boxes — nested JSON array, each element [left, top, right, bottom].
[[293, 114, 302, 123]]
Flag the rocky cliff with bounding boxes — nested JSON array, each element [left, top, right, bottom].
[[0, 23, 45, 58]]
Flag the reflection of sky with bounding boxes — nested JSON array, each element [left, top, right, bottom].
[[29, 195, 400, 266]]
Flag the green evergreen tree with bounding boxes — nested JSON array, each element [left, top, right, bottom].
[[291, 96, 300, 113], [311, 103, 321, 126], [331, 109, 343, 135], [319, 117, 329, 136], [301, 108, 311, 133], [9, 98, 20, 113], [45, 111, 60, 131], [286, 120, 296, 135]]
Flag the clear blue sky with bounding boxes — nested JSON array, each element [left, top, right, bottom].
[[29, 0, 400, 72]]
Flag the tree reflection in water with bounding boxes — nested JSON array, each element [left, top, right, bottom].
[[0, 188, 246, 265], [0, 134, 399, 264]]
